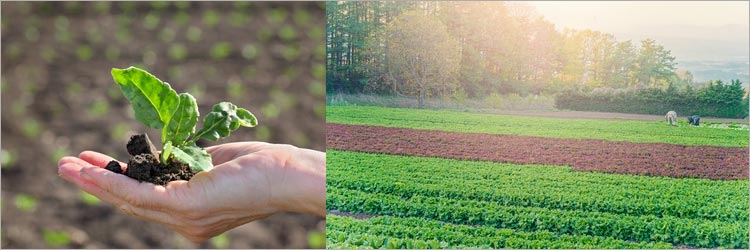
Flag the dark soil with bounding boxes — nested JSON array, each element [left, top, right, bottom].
[[105, 134, 196, 186], [328, 210, 375, 220], [327, 123, 748, 180], [126, 134, 159, 156]]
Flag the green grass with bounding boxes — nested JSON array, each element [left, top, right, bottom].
[[326, 106, 748, 147]]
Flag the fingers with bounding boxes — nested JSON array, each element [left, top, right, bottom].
[[59, 162, 128, 207], [78, 166, 181, 211], [78, 151, 125, 168], [58, 161, 192, 227]]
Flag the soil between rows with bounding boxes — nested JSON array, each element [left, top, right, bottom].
[[327, 123, 748, 180]]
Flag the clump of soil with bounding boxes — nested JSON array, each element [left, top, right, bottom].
[[105, 133, 196, 185]]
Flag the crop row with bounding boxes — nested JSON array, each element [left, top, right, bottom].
[[327, 187, 748, 248], [327, 215, 674, 249], [328, 151, 748, 222], [327, 123, 748, 180], [328, 174, 747, 223], [326, 106, 748, 147]]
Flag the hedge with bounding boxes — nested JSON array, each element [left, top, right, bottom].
[[555, 80, 748, 118]]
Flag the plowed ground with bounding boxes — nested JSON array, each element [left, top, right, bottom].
[[327, 123, 748, 180]]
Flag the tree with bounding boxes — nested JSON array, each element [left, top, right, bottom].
[[370, 10, 460, 108], [673, 69, 696, 88], [636, 39, 677, 87], [609, 40, 637, 88]]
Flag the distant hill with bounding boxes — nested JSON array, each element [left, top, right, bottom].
[[678, 60, 749, 88]]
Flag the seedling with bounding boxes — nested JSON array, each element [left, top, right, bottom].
[[14, 194, 38, 213], [79, 191, 101, 205], [42, 229, 70, 247], [108, 66, 257, 184], [210, 233, 231, 248]]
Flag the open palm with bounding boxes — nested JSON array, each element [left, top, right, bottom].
[[58, 142, 325, 243]]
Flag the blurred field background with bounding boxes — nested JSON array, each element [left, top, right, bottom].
[[1, 2, 326, 248]]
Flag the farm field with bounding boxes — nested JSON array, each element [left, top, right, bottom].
[[327, 106, 748, 147], [326, 106, 750, 249]]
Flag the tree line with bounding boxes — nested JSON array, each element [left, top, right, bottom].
[[326, 1, 702, 108]]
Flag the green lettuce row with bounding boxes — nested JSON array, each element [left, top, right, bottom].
[[326, 106, 748, 147], [328, 178, 745, 223], [327, 187, 748, 248], [328, 151, 748, 222], [329, 152, 744, 198], [327, 215, 673, 249], [327, 150, 746, 199], [328, 173, 745, 222]]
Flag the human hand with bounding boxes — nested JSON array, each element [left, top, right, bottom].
[[58, 142, 325, 243]]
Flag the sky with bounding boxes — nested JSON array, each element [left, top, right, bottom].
[[528, 1, 749, 61]]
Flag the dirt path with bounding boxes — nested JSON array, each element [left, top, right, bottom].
[[327, 124, 748, 180], [489, 110, 749, 123]]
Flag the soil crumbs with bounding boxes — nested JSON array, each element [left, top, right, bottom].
[[107, 134, 195, 185]]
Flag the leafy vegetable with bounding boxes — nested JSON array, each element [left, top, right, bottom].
[[111, 66, 257, 172]]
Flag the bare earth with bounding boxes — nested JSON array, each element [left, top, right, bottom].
[[327, 123, 748, 180]]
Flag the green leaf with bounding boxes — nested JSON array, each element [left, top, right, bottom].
[[164, 93, 199, 145], [111, 67, 179, 130], [171, 143, 213, 172], [195, 111, 231, 141], [236, 108, 258, 127], [193, 102, 256, 142]]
